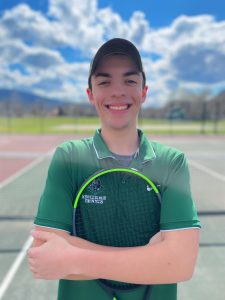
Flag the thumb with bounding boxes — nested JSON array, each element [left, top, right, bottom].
[[31, 230, 54, 242]]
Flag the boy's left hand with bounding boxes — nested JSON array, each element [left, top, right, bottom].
[[28, 231, 78, 280]]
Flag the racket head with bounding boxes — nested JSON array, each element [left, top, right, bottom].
[[73, 168, 161, 290]]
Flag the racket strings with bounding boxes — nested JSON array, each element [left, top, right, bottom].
[[74, 170, 161, 290]]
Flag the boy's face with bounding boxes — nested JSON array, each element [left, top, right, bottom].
[[87, 54, 148, 131]]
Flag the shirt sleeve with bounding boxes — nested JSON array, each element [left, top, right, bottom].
[[34, 146, 75, 233], [160, 153, 201, 231]]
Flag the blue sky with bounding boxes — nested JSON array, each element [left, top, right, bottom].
[[1, 0, 225, 27], [99, 0, 225, 26], [0, 0, 225, 106]]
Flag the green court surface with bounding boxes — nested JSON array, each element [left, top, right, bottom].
[[0, 135, 225, 300]]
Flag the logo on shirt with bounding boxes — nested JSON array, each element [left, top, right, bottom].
[[147, 185, 152, 191], [82, 194, 106, 204], [88, 178, 103, 195], [82, 178, 106, 204], [147, 184, 160, 192]]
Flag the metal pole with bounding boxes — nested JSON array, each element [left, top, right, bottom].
[[201, 101, 207, 135], [213, 101, 220, 134]]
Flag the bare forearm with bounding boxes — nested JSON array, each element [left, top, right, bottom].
[[29, 229, 199, 282], [75, 241, 180, 284], [72, 230, 199, 285], [64, 232, 162, 281], [63, 236, 132, 281]]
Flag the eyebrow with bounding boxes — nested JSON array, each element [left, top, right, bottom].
[[124, 71, 140, 77], [95, 72, 111, 78], [94, 70, 140, 78]]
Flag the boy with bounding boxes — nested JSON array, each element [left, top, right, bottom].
[[28, 38, 201, 300]]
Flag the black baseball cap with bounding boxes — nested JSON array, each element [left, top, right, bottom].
[[88, 38, 146, 89]]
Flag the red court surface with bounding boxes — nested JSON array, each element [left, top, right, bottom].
[[0, 134, 85, 183], [1, 133, 224, 183], [0, 158, 33, 182]]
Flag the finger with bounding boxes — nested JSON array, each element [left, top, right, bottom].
[[27, 247, 38, 258], [31, 230, 54, 242], [29, 266, 37, 274]]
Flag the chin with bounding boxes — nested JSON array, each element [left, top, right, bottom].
[[106, 122, 133, 131]]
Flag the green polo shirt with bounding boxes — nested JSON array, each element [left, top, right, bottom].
[[34, 129, 201, 300]]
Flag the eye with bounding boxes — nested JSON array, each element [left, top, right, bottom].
[[98, 81, 110, 86], [126, 79, 137, 85]]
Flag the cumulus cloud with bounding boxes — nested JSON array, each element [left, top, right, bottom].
[[170, 43, 225, 84], [0, 0, 224, 106], [128, 11, 150, 46], [22, 48, 64, 69], [48, 0, 104, 53], [1, 4, 62, 47], [0, 39, 64, 70], [167, 16, 225, 84], [0, 40, 26, 65]]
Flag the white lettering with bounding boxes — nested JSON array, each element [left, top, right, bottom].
[[82, 194, 106, 204]]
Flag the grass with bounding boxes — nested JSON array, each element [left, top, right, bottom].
[[0, 116, 225, 135]]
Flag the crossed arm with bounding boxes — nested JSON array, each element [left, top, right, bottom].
[[28, 226, 199, 284]]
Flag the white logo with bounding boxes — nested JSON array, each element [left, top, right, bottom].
[[147, 184, 160, 191], [147, 185, 152, 191], [82, 194, 106, 204]]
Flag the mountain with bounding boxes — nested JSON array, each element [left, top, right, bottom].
[[0, 88, 96, 117], [0, 89, 65, 107]]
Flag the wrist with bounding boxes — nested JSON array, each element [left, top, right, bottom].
[[69, 246, 89, 276]]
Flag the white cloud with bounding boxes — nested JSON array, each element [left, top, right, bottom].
[[97, 7, 127, 39], [22, 47, 64, 69], [170, 43, 225, 84], [0, 40, 26, 65], [1, 4, 61, 47], [128, 11, 150, 46], [0, 0, 224, 107], [0, 39, 64, 70], [48, 0, 98, 22], [48, 0, 104, 54]]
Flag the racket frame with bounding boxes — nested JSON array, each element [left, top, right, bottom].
[[72, 167, 161, 299]]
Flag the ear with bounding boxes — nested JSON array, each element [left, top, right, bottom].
[[141, 85, 148, 104], [86, 88, 95, 105]]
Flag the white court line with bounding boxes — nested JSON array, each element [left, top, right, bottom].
[[0, 150, 54, 189], [0, 151, 49, 158], [0, 148, 55, 299], [189, 160, 225, 183], [0, 237, 33, 299]]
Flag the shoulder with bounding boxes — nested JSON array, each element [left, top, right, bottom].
[[49, 137, 94, 166], [150, 140, 184, 162], [52, 137, 94, 160], [145, 140, 191, 193], [57, 137, 93, 153], [148, 140, 189, 178]]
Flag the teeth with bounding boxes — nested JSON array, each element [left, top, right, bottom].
[[108, 105, 129, 110]]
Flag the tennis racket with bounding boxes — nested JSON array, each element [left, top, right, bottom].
[[73, 168, 161, 300]]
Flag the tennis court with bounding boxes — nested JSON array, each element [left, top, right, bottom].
[[0, 133, 224, 300]]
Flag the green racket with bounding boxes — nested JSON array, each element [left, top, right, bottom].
[[73, 168, 161, 300]]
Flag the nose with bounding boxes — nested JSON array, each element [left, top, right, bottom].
[[110, 82, 126, 98]]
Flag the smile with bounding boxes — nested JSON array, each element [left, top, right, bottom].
[[105, 104, 132, 111]]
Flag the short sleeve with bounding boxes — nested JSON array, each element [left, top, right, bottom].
[[34, 146, 75, 233], [160, 153, 201, 230]]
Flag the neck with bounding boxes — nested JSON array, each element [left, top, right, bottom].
[[101, 126, 139, 156]]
